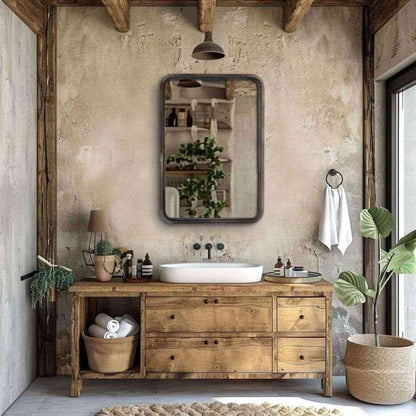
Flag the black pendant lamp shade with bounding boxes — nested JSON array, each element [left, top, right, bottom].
[[192, 31, 225, 61]]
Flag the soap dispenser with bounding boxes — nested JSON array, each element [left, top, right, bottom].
[[274, 256, 284, 276], [284, 259, 293, 277], [141, 253, 153, 280]]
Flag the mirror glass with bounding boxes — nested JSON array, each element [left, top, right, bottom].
[[161, 75, 263, 223]]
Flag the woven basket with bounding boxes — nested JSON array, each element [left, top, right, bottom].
[[344, 334, 415, 405]]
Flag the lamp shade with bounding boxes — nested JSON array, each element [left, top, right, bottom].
[[87, 210, 109, 233]]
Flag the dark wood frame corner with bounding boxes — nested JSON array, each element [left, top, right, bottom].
[[160, 74, 264, 224]]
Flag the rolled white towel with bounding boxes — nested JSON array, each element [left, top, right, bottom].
[[88, 324, 118, 339], [121, 314, 140, 336], [95, 313, 120, 332], [116, 320, 134, 338]]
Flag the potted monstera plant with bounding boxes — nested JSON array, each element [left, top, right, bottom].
[[334, 207, 416, 405]]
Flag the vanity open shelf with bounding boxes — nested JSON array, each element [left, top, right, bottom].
[[69, 278, 333, 397]]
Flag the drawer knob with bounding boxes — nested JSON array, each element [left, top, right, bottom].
[[299, 355, 305, 360], [299, 314, 305, 320], [214, 299, 219, 304], [170, 314, 175, 320], [204, 299, 209, 304], [170, 355, 175, 360], [214, 340, 219, 345], [204, 340, 209, 345]]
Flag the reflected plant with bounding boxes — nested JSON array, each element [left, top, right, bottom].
[[167, 136, 226, 218]]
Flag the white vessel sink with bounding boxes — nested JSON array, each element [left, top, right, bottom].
[[159, 263, 263, 284]]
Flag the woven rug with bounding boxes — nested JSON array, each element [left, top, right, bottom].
[[96, 402, 342, 416]]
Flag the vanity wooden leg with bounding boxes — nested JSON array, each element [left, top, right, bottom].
[[324, 293, 333, 397], [71, 293, 82, 397]]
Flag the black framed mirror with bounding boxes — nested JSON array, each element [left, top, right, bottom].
[[160, 74, 263, 223]]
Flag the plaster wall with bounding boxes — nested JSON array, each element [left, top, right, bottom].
[[0, 2, 37, 413], [57, 6, 364, 375]]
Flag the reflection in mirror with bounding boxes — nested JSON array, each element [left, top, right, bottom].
[[162, 75, 263, 222]]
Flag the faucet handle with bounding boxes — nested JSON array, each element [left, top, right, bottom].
[[193, 243, 201, 250], [217, 243, 224, 251]]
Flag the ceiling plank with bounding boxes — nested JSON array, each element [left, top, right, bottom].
[[2, 0, 45, 34], [44, 0, 365, 7], [101, 0, 130, 32], [199, 0, 216, 32], [283, 0, 314, 32], [369, 0, 411, 34]]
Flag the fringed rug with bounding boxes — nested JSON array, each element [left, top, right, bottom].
[[96, 402, 342, 416]]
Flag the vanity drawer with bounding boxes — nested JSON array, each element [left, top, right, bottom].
[[277, 297, 326, 333], [277, 338, 325, 373], [146, 296, 273, 333], [146, 337, 273, 373]]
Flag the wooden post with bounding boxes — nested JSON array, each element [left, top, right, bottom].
[[363, 6, 376, 334], [71, 294, 83, 397], [283, 0, 314, 33], [101, 0, 130, 32], [37, 5, 58, 376], [199, 0, 216, 33]]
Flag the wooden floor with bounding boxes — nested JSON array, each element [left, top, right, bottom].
[[4, 376, 416, 416]]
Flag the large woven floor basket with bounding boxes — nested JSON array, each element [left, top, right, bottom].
[[344, 334, 415, 405]]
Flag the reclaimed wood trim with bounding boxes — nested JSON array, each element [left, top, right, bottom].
[[283, 0, 314, 33], [101, 0, 130, 32], [363, 5, 377, 334], [199, 0, 216, 32], [44, 0, 366, 6], [37, 5, 58, 377], [71, 294, 83, 396], [69, 278, 334, 295], [369, 0, 411, 34], [2, 0, 44, 34], [146, 371, 324, 379], [140, 293, 146, 377], [324, 293, 332, 396]]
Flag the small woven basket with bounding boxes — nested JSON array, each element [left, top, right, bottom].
[[344, 334, 415, 405]]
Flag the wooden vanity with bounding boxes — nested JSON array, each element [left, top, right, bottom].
[[69, 278, 333, 397]]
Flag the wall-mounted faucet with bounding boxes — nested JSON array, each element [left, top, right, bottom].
[[193, 241, 225, 260], [205, 243, 213, 260]]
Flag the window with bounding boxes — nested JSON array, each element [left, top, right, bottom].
[[387, 62, 416, 339]]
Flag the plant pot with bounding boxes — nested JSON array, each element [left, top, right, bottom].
[[94, 255, 115, 282], [344, 334, 415, 405]]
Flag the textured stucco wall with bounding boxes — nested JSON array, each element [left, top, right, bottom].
[[0, 2, 37, 413], [375, 0, 416, 80], [57, 6, 363, 375]]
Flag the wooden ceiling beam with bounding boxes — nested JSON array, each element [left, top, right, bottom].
[[44, 0, 365, 7], [283, 0, 314, 32], [2, 0, 45, 34], [199, 0, 216, 32], [369, 0, 411, 34], [101, 0, 130, 32]]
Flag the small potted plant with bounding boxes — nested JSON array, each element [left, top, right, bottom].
[[94, 240, 115, 282], [334, 207, 416, 405]]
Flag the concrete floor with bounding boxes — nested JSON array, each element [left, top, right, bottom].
[[3, 376, 415, 416]]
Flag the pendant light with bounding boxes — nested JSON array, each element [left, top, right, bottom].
[[192, 31, 225, 61]]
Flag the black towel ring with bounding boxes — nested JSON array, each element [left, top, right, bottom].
[[326, 169, 343, 189]]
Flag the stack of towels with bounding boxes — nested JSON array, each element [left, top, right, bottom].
[[88, 313, 139, 339]]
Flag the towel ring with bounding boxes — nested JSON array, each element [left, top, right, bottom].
[[326, 169, 343, 189]]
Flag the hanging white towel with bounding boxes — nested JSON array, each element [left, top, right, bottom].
[[210, 99, 218, 138], [95, 313, 120, 333], [88, 324, 118, 339], [318, 185, 352, 255]]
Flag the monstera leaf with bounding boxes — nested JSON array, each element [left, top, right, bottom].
[[360, 207, 394, 239], [394, 229, 416, 253], [334, 271, 375, 307]]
